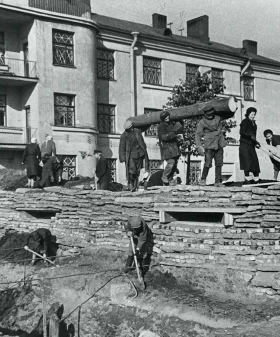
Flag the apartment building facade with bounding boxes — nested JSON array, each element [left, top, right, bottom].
[[93, 13, 280, 184]]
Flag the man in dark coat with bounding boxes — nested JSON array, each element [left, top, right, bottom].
[[119, 120, 149, 192], [41, 134, 56, 160], [124, 216, 153, 275], [54, 155, 64, 185], [195, 106, 227, 187], [263, 129, 280, 180], [22, 137, 41, 188], [39, 155, 61, 188], [158, 111, 182, 185], [94, 149, 111, 190], [24, 228, 54, 265]]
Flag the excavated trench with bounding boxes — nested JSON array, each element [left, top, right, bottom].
[[2, 232, 280, 337]]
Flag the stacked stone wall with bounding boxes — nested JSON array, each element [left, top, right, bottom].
[[1, 184, 280, 298]]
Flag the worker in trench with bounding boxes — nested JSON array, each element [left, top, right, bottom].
[[123, 216, 153, 276], [24, 228, 56, 265]]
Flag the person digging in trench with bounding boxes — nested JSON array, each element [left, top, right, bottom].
[[124, 216, 153, 276], [24, 228, 56, 266]]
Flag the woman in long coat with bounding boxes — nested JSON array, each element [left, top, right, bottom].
[[22, 137, 41, 188], [239, 107, 260, 184]]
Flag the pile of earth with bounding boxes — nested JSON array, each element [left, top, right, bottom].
[[0, 169, 27, 191], [0, 231, 30, 264]]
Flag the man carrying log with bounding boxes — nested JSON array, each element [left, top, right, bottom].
[[123, 216, 153, 276], [24, 228, 55, 265], [263, 129, 280, 181], [158, 111, 183, 186], [195, 106, 227, 186], [119, 120, 149, 192]]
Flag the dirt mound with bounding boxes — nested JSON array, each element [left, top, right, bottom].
[[0, 169, 27, 191], [0, 232, 30, 264]]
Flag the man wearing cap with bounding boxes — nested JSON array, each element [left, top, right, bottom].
[[119, 120, 149, 191], [124, 216, 153, 275], [263, 129, 280, 180], [41, 134, 56, 159], [24, 228, 55, 265], [195, 106, 227, 186], [158, 111, 183, 185], [94, 149, 111, 190]]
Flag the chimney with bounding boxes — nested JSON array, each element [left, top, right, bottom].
[[152, 13, 167, 29], [187, 15, 209, 43], [243, 40, 257, 54]]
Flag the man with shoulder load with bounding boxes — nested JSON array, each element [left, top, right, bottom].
[[157, 111, 183, 186], [195, 106, 227, 187], [123, 216, 153, 276]]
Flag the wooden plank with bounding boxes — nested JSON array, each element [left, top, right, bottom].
[[242, 182, 280, 187], [168, 221, 224, 228], [154, 206, 246, 214]]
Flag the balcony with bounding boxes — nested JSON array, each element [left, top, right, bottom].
[[0, 57, 38, 86], [0, 126, 37, 148]]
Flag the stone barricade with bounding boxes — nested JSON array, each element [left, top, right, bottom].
[[1, 184, 280, 298]]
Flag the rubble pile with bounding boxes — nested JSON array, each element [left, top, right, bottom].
[[1, 184, 280, 297]]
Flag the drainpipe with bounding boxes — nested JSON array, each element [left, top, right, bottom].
[[240, 58, 251, 77], [130, 32, 140, 117]]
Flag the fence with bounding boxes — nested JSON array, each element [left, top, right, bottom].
[[0, 57, 38, 78]]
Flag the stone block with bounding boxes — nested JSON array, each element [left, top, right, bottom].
[[235, 217, 262, 223], [264, 215, 280, 221], [251, 233, 280, 240], [231, 192, 252, 201], [251, 271, 275, 287]]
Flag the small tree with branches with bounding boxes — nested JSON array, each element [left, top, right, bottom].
[[164, 70, 236, 184]]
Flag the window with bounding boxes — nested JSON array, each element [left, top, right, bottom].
[[243, 76, 254, 101], [143, 57, 161, 85], [186, 64, 198, 87], [97, 49, 114, 80], [62, 156, 76, 180], [0, 95, 6, 126], [107, 158, 116, 182], [212, 68, 224, 92], [97, 104, 115, 134], [144, 108, 160, 137], [189, 161, 201, 185], [150, 160, 164, 174], [53, 30, 74, 66], [54, 94, 75, 126]]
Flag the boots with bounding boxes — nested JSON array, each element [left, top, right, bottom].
[[214, 166, 223, 187], [123, 255, 134, 273], [198, 166, 209, 186]]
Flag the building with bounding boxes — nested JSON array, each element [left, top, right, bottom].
[[1, 2, 280, 184], [93, 13, 280, 184], [0, 0, 99, 178]]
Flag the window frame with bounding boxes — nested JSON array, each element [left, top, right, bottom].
[[54, 93, 76, 127], [186, 64, 199, 87], [62, 155, 76, 180], [97, 103, 116, 134], [0, 95, 7, 126], [143, 56, 162, 85], [97, 49, 115, 80], [107, 158, 117, 182], [52, 29, 75, 67], [144, 108, 161, 137], [211, 68, 224, 93], [243, 76, 255, 101]]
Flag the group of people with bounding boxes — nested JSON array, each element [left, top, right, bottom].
[[22, 134, 63, 188]]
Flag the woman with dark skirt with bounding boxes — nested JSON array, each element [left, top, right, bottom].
[[239, 107, 261, 184], [22, 137, 41, 188]]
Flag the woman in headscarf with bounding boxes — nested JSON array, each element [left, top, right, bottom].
[[239, 107, 261, 184], [22, 137, 41, 188]]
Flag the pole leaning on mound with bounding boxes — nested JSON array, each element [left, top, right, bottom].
[[128, 96, 238, 128]]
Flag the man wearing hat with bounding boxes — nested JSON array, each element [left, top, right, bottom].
[[158, 111, 183, 185], [94, 149, 111, 190], [119, 120, 149, 191], [195, 106, 227, 186], [124, 216, 153, 275], [263, 129, 280, 180], [24, 228, 56, 265]]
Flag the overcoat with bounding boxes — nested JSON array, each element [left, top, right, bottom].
[[39, 156, 57, 187], [158, 121, 180, 160], [22, 143, 41, 178], [96, 156, 111, 183], [119, 128, 149, 179]]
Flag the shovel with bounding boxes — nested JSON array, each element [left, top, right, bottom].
[[24, 246, 55, 265], [130, 236, 145, 290]]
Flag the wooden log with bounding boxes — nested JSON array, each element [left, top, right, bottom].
[[129, 96, 238, 127]]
